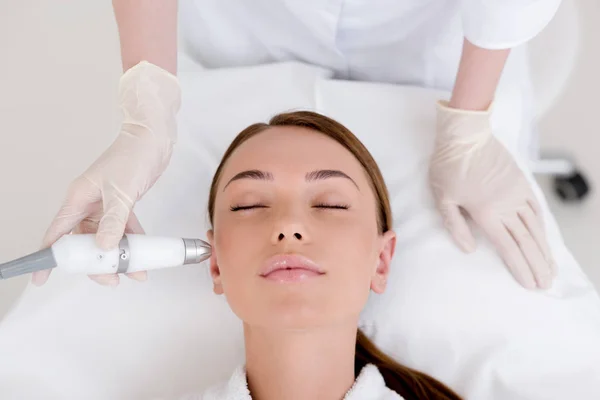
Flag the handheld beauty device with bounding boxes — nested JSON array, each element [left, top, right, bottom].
[[0, 234, 211, 280]]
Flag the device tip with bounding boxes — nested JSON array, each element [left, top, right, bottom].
[[182, 238, 212, 264]]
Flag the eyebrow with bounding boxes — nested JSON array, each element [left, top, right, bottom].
[[305, 169, 359, 189], [223, 169, 359, 190], [224, 170, 274, 190]]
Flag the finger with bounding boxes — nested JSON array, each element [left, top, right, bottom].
[[42, 198, 91, 249], [527, 197, 541, 217], [42, 206, 87, 249], [504, 216, 553, 289], [439, 203, 477, 253], [42, 178, 101, 248], [126, 271, 148, 282], [125, 212, 145, 235], [96, 193, 133, 250], [123, 212, 148, 282], [72, 215, 100, 235], [31, 269, 52, 287], [526, 195, 548, 233], [518, 207, 557, 277], [89, 274, 120, 287], [477, 216, 537, 290]]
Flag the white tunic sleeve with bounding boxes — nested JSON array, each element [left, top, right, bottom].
[[460, 0, 562, 49]]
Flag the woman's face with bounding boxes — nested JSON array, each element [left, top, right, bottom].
[[209, 126, 395, 330]]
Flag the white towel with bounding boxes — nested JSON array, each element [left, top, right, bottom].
[[180, 364, 403, 400]]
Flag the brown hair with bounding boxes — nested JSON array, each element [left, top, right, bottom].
[[207, 111, 462, 400]]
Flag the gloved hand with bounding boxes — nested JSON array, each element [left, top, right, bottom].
[[32, 61, 181, 287], [429, 100, 556, 290]]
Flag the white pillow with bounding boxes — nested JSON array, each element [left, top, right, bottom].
[[0, 60, 598, 400]]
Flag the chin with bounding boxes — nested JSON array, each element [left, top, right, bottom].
[[253, 291, 334, 331]]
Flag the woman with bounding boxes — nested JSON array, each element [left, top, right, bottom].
[[35, 0, 559, 290], [188, 111, 462, 399]]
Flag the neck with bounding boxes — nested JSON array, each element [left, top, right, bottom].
[[244, 322, 357, 400]]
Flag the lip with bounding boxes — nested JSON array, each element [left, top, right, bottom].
[[260, 254, 325, 283]]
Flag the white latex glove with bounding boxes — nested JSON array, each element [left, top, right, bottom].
[[32, 61, 181, 287], [429, 100, 556, 290]]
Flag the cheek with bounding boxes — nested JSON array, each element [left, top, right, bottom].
[[319, 223, 379, 322], [214, 209, 266, 249], [214, 225, 252, 271], [213, 214, 268, 290], [319, 214, 380, 277]]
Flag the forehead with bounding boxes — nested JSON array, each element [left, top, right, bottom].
[[220, 126, 368, 182]]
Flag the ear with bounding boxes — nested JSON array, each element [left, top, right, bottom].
[[370, 230, 396, 294], [207, 229, 223, 295]]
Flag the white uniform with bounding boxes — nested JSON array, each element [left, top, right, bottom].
[[179, 0, 561, 92], [179, 0, 561, 158]]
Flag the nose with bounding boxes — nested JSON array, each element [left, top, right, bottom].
[[277, 232, 302, 241], [271, 222, 308, 244]]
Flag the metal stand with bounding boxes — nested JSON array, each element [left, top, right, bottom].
[[531, 155, 591, 202]]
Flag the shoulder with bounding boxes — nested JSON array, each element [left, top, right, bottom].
[[345, 364, 404, 400]]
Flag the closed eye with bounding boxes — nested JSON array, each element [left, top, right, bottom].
[[230, 204, 267, 211], [313, 203, 350, 210], [230, 203, 349, 211]]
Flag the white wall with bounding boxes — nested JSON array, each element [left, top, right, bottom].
[[535, 0, 600, 288], [0, 1, 122, 317]]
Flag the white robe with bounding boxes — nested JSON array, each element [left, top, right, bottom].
[[181, 364, 403, 400]]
